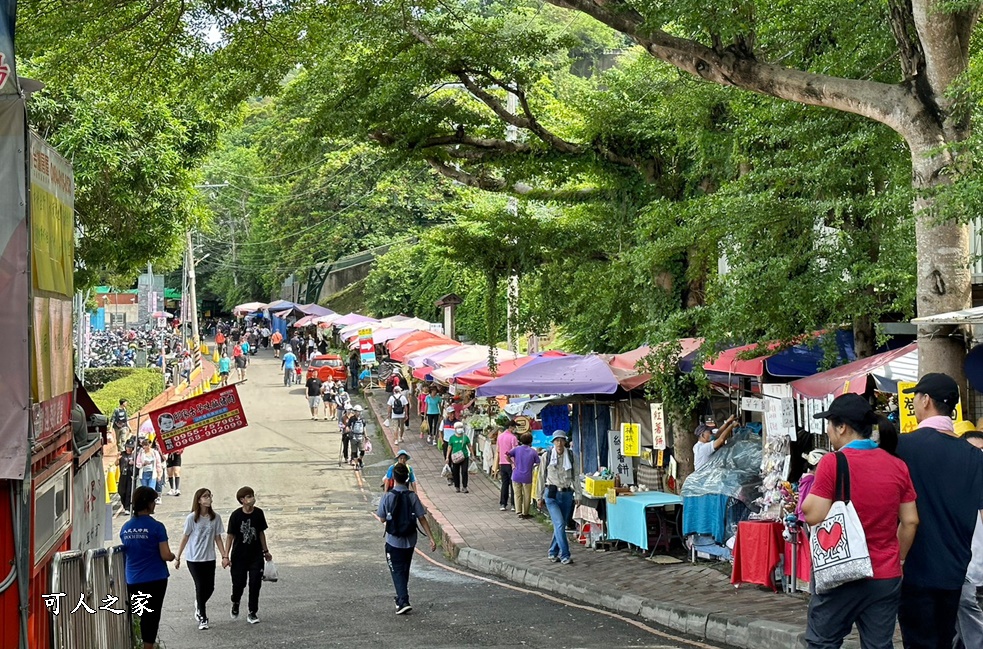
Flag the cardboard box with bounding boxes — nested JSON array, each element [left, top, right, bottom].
[[584, 476, 615, 497]]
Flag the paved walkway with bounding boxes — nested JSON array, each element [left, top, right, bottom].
[[364, 390, 819, 649]]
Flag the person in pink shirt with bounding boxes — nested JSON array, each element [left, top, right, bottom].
[[497, 421, 520, 511]]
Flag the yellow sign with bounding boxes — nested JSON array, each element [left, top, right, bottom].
[[621, 422, 640, 457], [898, 381, 963, 434]]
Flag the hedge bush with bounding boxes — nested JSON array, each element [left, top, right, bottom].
[[90, 369, 166, 416], [83, 367, 142, 391]]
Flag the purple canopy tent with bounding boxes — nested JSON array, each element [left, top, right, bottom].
[[299, 304, 335, 317], [476, 355, 620, 397], [333, 312, 379, 328]]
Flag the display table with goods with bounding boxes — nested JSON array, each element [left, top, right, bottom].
[[605, 490, 683, 555]]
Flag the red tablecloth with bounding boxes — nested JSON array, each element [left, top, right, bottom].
[[730, 520, 785, 591], [783, 529, 811, 583]]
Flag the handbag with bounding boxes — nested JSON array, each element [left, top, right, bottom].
[[451, 450, 466, 465], [809, 452, 873, 594]]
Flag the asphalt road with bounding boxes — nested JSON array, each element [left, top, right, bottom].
[[134, 352, 724, 649]]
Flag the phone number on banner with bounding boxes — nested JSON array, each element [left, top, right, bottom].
[[162, 410, 245, 450]]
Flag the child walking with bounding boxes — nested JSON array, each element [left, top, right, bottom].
[[506, 432, 540, 518], [227, 486, 273, 624], [175, 488, 228, 630]]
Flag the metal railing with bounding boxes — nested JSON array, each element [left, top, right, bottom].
[[50, 546, 131, 649]]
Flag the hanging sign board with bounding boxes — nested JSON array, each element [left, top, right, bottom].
[[621, 422, 640, 457], [741, 397, 765, 412], [149, 384, 248, 453], [650, 403, 667, 450], [358, 328, 376, 365], [897, 380, 963, 433]]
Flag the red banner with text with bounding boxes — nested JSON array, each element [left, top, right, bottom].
[[148, 385, 248, 453]]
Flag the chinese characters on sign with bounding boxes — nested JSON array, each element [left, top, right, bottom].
[[607, 429, 634, 485], [358, 328, 376, 365], [621, 422, 640, 457], [42, 592, 151, 616], [650, 403, 667, 450], [896, 380, 964, 434], [148, 384, 248, 453]]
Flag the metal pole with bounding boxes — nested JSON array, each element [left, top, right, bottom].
[[186, 229, 202, 372]]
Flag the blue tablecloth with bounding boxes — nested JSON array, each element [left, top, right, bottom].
[[606, 491, 683, 550], [682, 494, 751, 544]]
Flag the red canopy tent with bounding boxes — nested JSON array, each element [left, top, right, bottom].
[[388, 331, 459, 362]]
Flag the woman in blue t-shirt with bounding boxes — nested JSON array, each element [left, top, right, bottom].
[[424, 386, 443, 446], [120, 486, 175, 649]]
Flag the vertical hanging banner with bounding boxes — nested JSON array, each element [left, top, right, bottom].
[[607, 429, 634, 485], [30, 133, 75, 443], [359, 328, 376, 365], [149, 384, 249, 453], [621, 422, 640, 457], [650, 403, 667, 450]]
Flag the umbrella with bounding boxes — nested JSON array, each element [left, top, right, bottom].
[[299, 304, 335, 317], [150, 311, 173, 319]]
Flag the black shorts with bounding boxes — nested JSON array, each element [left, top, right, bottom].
[[235, 356, 247, 368], [166, 454, 182, 468], [273, 343, 282, 350]]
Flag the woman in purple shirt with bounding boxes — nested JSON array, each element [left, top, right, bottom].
[[506, 433, 541, 518]]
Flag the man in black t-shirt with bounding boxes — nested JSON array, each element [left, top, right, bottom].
[[897, 373, 983, 649], [227, 486, 272, 624], [305, 375, 322, 420]]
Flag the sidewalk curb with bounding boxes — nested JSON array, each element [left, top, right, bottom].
[[363, 391, 806, 649]]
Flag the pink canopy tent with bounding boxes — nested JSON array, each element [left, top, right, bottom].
[[414, 346, 520, 381], [790, 343, 918, 399], [606, 338, 704, 391]]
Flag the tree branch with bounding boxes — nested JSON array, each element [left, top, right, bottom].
[[546, 0, 917, 134], [887, 0, 923, 80], [425, 157, 606, 201]]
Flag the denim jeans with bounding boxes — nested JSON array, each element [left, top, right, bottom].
[[544, 490, 574, 560], [140, 470, 156, 490], [385, 543, 415, 607]]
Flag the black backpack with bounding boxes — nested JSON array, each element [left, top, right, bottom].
[[385, 490, 420, 538], [391, 396, 405, 416]]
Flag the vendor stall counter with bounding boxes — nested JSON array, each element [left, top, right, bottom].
[[605, 491, 683, 556], [730, 520, 785, 591]]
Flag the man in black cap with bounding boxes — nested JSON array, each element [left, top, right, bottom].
[[896, 372, 983, 649]]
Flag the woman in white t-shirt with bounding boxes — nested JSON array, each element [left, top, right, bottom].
[[175, 488, 228, 630]]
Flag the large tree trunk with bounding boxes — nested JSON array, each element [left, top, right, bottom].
[[670, 406, 697, 483], [853, 312, 876, 359], [910, 140, 972, 387]]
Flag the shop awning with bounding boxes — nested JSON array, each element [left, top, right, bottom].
[[454, 351, 568, 387], [703, 331, 856, 379], [912, 306, 983, 325], [265, 299, 297, 312], [294, 315, 317, 328], [476, 354, 620, 397], [790, 343, 919, 398]]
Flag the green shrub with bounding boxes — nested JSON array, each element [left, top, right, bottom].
[[90, 369, 166, 416], [83, 367, 141, 391]]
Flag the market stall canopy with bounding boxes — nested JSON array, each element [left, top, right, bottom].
[[313, 313, 342, 325], [790, 343, 918, 398], [388, 331, 459, 361], [339, 317, 430, 341], [299, 304, 334, 317], [150, 311, 173, 319], [265, 299, 297, 312], [370, 328, 419, 344], [333, 312, 379, 328], [702, 332, 855, 379], [408, 344, 476, 369], [607, 338, 703, 391], [476, 354, 621, 397], [294, 315, 317, 328], [429, 348, 523, 382], [401, 343, 461, 366], [233, 301, 268, 315], [454, 351, 567, 387]]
